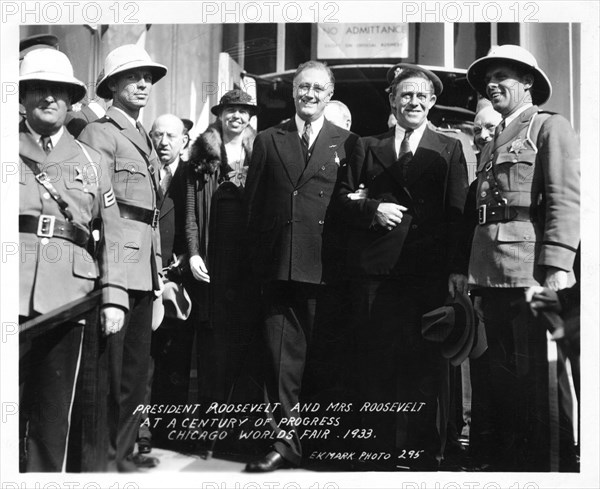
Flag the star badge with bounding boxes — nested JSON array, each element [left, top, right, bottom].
[[508, 138, 526, 155]]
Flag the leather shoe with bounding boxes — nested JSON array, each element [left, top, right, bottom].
[[137, 437, 152, 454], [130, 453, 160, 469], [245, 451, 291, 473]]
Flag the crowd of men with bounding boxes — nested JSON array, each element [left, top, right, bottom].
[[17, 35, 580, 474]]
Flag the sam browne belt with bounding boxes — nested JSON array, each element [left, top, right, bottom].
[[19, 214, 90, 247], [118, 202, 160, 228]]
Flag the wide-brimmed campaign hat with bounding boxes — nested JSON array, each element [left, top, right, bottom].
[[466, 44, 552, 106], [422, 291, 485, 366], [386, 63, 443, 96], [211, 89, 259, 116], [96, 44, 167, 99], [20, 48, 87, 104]]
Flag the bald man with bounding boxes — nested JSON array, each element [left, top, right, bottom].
[[137, 115, 191, 454], [324, 100, 352, 131]]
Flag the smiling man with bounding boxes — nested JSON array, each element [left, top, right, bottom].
[[466, 44, 580, 471], [335, 63, 469, 470], [244, 60, 359, 472], [78, 44, 167, 472]]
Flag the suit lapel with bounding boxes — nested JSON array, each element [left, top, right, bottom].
[[107, 106, 152, 156], [107, 106, 161, 196], [272, 120, 304, 185], [405, 126, 446, 186], [371, 129, 404, 185], [297, 120, 341, 187], [493, 105, 538, 153], [159, 161, 184, 214], [19, 122, 80, 166]]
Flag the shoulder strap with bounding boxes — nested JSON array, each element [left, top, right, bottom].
[[74, 140, 100, 184], [20, 154, 73, 221]]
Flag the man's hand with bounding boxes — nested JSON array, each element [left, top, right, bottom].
[[190, 254, 210, 283], [525, 286, 562, 316], [448, 273, 468, 298], [374, 202, 408, 230], [544, 266, 568, 291], [100, 306, 125, 337], [348, 184, 368, 201]]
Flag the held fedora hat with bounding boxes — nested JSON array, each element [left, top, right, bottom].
[[386, 63, 443, 96], [96, 44, 167, 99], [211, 89, 259, 116], [421, 291, 484, 367], [466, 44, 552, 106], [20, 48, 87, 104]]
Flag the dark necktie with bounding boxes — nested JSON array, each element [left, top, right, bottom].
[[495, 120, 506, 139], [160, 164, 173, 196], [399, 129, 414, 180], [302, 122, 312, 149], [41, 135, 52, 155]]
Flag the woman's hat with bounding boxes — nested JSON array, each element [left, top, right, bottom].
[[466, 44, 552, 106], [20, 48, 87, 103], [211, 89, 259, 116], [96, 44, 167, 99]]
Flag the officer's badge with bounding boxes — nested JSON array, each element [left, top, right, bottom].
[[508, 138, 526, 155]]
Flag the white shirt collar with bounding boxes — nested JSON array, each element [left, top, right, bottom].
[[112, 106, 139, 129], [295, 114, 325, 148], [161, 158, 179, 179], [25, 120, 64, 149], [394, 121, 427, 157], [504, 103, 533, 129]]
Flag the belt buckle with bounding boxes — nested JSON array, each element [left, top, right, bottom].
[[37, 215, 56, 238], [35, 172, 49, 184], [151, 208, 160, 228], [478, 204, 487, 225]]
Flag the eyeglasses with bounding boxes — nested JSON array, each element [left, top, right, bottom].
[[295, 82, 332, 96]]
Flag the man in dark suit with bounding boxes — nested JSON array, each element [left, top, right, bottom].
[[244, 60, 360, 472], [136, 114, 191, 453], [466, 44, 580, 471], [336, 64, 469, 470], [18, 48, 128, 471], [78, 44, 167, 472]]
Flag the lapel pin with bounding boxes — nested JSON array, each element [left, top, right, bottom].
[[334, 151, 340, 166]]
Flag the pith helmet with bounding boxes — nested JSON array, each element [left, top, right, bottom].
[[96, 44, 167, 99], [20, 48, 87, 103], [467, 44, 552, 106]]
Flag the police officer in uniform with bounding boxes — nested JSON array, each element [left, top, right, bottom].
[[466, 45, 580, 471], [19, 48, 128, 472], [79, 44, 167, 472]]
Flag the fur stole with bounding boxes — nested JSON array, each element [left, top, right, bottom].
[[188, 121, 256, 180]]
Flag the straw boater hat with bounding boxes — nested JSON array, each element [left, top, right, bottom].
[[211, 89, 259, 116], [466, 44, 552, 106], [386, 63, 444, 96], [95, 44, 167, 99], [19, 48, 87, 104]]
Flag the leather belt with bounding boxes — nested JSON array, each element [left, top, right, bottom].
[[19, 215, 90, 247], [478, 204, 537, 225], [118, 202, 160, 228]]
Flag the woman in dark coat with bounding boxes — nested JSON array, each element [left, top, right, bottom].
[[185, 89, 260, 404]]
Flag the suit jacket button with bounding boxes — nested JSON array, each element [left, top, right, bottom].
[[318, 220, 324, 225], [41, 237, 49, 245], [43, 192, 51, 200], [411, 224, 418, 230], [321, 165, 326, 171], [319, 191, 324, 197], [293, 190, 298, 196]]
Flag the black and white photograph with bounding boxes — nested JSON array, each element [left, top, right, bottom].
[[1, 2, 598, 488]]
